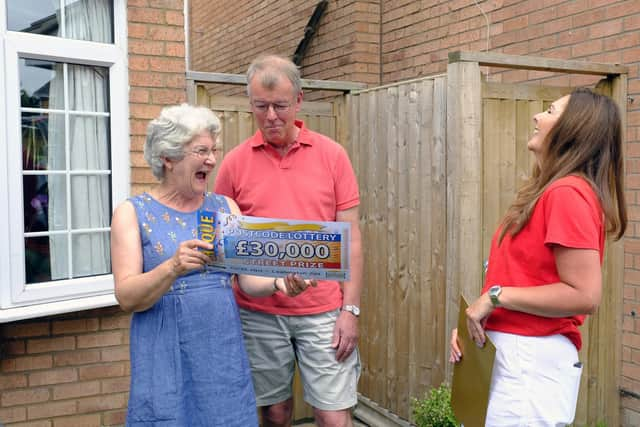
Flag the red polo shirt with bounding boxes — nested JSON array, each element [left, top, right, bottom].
[[214, 120, 360, 315]]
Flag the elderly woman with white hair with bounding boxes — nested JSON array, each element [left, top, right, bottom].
[[111, 104, 313, 426]]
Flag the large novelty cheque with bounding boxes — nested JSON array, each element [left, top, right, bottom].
[[198, 210, 351, 280]]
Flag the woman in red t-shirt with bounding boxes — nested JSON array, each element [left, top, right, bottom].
[[450, 88, 627, 425]]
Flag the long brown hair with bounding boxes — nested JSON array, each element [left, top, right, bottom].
[[499, 88, 627, 243]]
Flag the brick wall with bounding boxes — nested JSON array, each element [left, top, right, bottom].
[[191, 0, 640, 424], [0, 307, 130, 425], [189, 0, 381, 98], [129, 0, 188, 195], [0, 1, 187, 425]]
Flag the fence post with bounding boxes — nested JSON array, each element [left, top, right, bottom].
[[445, 60, 483, 381]]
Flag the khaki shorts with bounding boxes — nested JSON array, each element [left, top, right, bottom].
[[239, 308, 361, 411]]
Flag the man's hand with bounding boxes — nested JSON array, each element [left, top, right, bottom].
[[331, 310, 359, 362]]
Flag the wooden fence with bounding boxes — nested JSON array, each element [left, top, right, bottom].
[[193, 52, 627, 426]]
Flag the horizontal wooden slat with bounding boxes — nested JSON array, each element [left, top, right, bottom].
[[483, 82, 572, 100], [449, 51, 628, 76], [187, 71, 367, 92]]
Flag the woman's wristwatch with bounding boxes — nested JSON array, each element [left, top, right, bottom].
[[488, 285, 502, 307], [342, 304, 360, 317]]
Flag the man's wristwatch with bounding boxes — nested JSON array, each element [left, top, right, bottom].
[[342, 304, 360, 317], [488, 285, 502, 307]]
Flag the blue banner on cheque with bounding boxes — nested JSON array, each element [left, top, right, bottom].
[[197, 210, 351, 281]]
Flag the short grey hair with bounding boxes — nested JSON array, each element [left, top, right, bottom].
[[246, 54, 302, 98], [144, 104, 221, 180]]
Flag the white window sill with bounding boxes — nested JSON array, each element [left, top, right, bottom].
[[0, 294, 118, 323]]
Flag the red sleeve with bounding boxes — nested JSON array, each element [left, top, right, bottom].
[[543, 184, 601, 250], [333, 145, 360, 211]]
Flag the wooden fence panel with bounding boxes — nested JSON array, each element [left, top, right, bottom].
[[347, 76, 448, 420]]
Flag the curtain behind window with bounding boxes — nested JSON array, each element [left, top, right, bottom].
[[48, 0, 112, 281]]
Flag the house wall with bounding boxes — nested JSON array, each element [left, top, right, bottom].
[[0, 1, 187, 425], [189, 0, 640, 425]]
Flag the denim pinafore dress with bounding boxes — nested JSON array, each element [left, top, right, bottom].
[[126, 192, 257, 427]]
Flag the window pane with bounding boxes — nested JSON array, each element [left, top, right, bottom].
[[69, 116, 110, 169], [7, 0, 60, 35], [25, 234, 70, 283], [20, 58, 61, 110], [44, 175, 68, 231], [71, 175, 111, 228], [72, 232, 110, 278], [23, 175, 49, 233], [22, 112, 66, 171], [24, 236, 52, 283], [68, 64, 109, 112], [8, 0, 114, 43], [64, 0, 113, 43]]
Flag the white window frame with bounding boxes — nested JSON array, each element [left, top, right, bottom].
[[0, 1, 129, 321]]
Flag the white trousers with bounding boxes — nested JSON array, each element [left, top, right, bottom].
[[485, 331, 582, 427]]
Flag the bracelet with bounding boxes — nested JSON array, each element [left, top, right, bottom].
[[272, 278, 279, 293]]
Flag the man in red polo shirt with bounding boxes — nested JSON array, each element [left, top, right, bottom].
[[214, 54, 363, 427]]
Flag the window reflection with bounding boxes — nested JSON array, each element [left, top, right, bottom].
[[7, 0, 113, 43], [7, 0, 59, 35]]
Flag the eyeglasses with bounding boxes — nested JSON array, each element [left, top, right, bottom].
[[250, 101, 293, 114], [185, 147, 221, 159]]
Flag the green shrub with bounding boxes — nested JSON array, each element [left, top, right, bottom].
[[411, 383, 458, 427]]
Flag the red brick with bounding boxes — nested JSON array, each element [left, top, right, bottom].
[[2, 322, 50, 338], [53, 349, 101, 367], [76, 394, 127, 413], [29, 368, 77, 387], [102, 409, 127, 426], [128, 39, 166, 56], [129, 87, 149, 104], [4, 340, 26, 356], [130, 104, 164, 121], [166, 10, 184, 26], [0, 406, 27, 423], [128, 8, 165, 24], [162, 74, 187, 90], [129, 56, 150, 71], [165, 41, 185, 57], [0, 373, 28, 390], [27, 337, 75, 354], [2, 388, 50, 406], [571, 39, 604, 58], [100, 314, 131, 330], [101, 376, 130, 394], [150, 88, 186, 104], [148, 25, 185, 42], [149, 0, 182, 10], [149, 57, 185, 73], [52, 319, 99, 335], [52, 414, 101, 427], [76, 331, 124, 349], [27, 400, 77, 419], [129, 71, 164, 88], [2, 355, 52, 372], [590, 19, 623, 38], [78, 363, 125, 381], [52, 381, 101, 400], [101, 346, 130, 362]]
